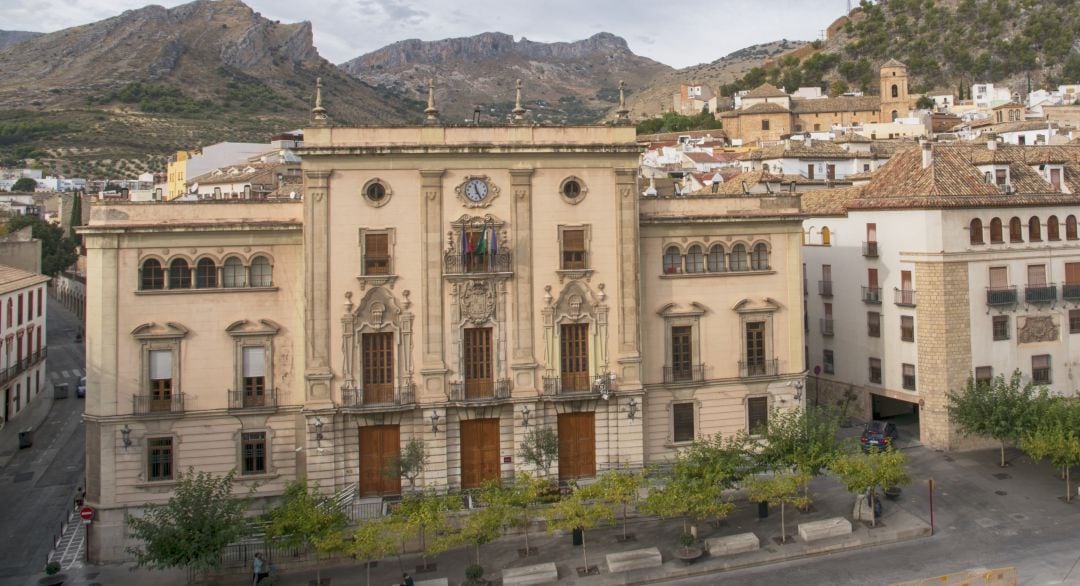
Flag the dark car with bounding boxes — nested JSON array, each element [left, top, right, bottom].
[[861, 420, 898, 451]]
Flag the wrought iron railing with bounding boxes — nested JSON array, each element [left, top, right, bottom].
[[0, 348, 46, 388], [1025, 284, 1057, 304], [449, 379, 511, 401], [739, 358, 779, 378], [862, 241, 879, 257], [542, 372, 595, 396], [1063, 283, 1080, 301], [894, 288, 916, 307], [862, 286, 882, 304], [341, 380, 416, 408], [133, 392, 185, 415], [820, 318, 835, 337], [443, 251, 512, 274], [662, 364, 706, 383], [986, 286, 1018, 306], [818, 280, 833, 297], [228, 388, 278, 410]]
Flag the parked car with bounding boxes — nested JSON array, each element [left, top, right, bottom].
[[76, 377, 86, 398], [860, 420, 898, 451]]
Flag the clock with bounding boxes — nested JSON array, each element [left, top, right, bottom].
[[455, 175, 500, 208], [464, 178, 489, 202]]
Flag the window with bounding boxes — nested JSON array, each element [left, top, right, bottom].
[[823, 349, 834, 374], [561, 229, 587, 270], [975, 366, 993, 386], [670, 326, 693, 381], [560, 323, 590, 392], [685, 245, 705, 273], [37, 288, 41, 318], [891, 84, 899, 98], [996, 169, 1008, 186], [242, 432, 267, 475], [1067, 215, 1080, 241], [902, 363, 916, 390], [1050, 168, 1062, 191], [148, 437, 173, 481], [730, 244, 749, 271], [747, 396, 768, 433], [1048, 216, 1060, 241], [362, 332, 394, 404], [195, 259, 217, 288], [463, 327, 494, 398], [990, 218, 1003, 243], [149, 349, 173, 411], [223, 257, 246, 288], [807, 164, 815, 180], [969, 218, 984, 244], [672, 403, 695, 443], [1028, 217, 1042, 242], [762, 120, 770, 131], [561, 178, 584, 202], [363, 233, 390, 275], [901, 315, 914, 342], [250, 256, 272, 287], [168, 259, 191, 289], [707, 244, 725, 272], [242, 347, 266, 407], [992, 315, 1010, 340], [1027, 264, 1046, 286], [869, 358, 882, 384], [1072, 310, 1080, 334], [1009, 217, 1023, 242], [27, 291, 32, 320], [750, 243, 769, 270], [989, 266, 1009, 290], [1032, 354, 1051, 384], [821, 227, 831, 246], [868, 311, 881, 337], [363, 179, 391, 206], [663, 246, 682, 274], [141, 259, 164, 290], [745, 321, 766, 375]]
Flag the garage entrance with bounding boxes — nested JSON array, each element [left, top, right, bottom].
[[870, 393, 920, 448]]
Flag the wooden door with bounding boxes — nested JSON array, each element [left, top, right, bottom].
[[558, 412, 596, 480], [359, 425, 400, 496], [463, 327, 493, 398], [670, 326, 692, 381], [362, 332, 394, 404], [560, 323, 590, 392], [745, 322, 766, 375], [460, 419, 500, 489], [806, 164, 815, 179]]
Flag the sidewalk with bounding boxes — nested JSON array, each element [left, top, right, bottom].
[[0, 377, 56, 471]]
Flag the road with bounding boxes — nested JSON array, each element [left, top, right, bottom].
[[0, 298, 86, 585]]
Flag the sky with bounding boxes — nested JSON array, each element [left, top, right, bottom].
[[1, 0, 847, 68]]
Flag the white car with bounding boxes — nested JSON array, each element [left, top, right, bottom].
[[76, 376, 86, 398]]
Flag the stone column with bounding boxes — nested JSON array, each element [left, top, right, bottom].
[[509, 168, 538, 391], [419, 170, 447, 398], [614, 167, 642, 388], [304, 169, 333, 406]]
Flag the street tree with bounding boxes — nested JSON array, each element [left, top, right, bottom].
[[436, 479, 508, 571], [266, 478, 348, 586], [590, 469, 646, 540], [125, 469, 253, 583], [1021, 399, 1080, 502], [642, 434, 744, 536], [757, 406, 842, 502], [948, 370, 1051, 467], [830, 449, 910, 527], [545, 483, 614, 575], [495, 472, 549, 555], [11, 177, 36, 192], [519, 427, 559, 478], [392, 489, 461, 571], [347, 517, 403, 586], [744, 470, 809, 544], [2, 215, 78, 276], [387, 437, 428, 493]]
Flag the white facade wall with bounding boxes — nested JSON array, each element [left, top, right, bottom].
[[998, 127, 1056, 145]]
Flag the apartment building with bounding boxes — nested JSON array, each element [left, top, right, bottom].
[[0, 264, 49, 426]]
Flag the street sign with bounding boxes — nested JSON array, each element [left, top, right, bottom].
[[80, 506, 94, 522]]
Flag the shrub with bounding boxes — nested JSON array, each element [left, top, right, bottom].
[[465, 563, 485, 582]]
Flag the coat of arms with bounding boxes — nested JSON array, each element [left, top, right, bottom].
[[461, 280, 496, 324]]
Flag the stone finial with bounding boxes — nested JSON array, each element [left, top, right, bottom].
[[424, 77, 440, 125], [312, 77, 328, 124], [615, 80, 631, 125], [512, 78, 527, 122]]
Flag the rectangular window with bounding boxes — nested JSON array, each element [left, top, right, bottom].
[[807, 164, 815, 180], [902, 363, 916, 390], [670, 326, 693, 382], [869, 358, 882, 384], [362, 332, 394, 404], [37, 288, 42, 317], [17, 293, 23, 325], [823, 349, 835, 374], [995, 168, 1007, 185], [1032, 355, 1051, 384], [463, 327, 494, 398], [242, 347, 266, 407], [826, 163, 836, 180], [672, 403, 695, 443], [1066, 262, 1080, 285], [148, 437, 173, 481], [745, 321, 766, 375], [1071, 309, 1080, 334], [989, 266, 1008, 289], [149, 349, 173, 411], [868, 311, 881, 337], [560, 323, 590, 392], [762, 120, 770, 131], [561, 229, 587, 270], [868, 268, 879, 288], [901, 315, 914, 342], [242, 432, 267, 475], [364, 233, 390, 275], [1027, 264, 1047, 286], [1050, 168, 1062, 191], [992, 315, 1010, 340], [975, 366, 993, 385], [27, 292, 32, 321], [747, 396, 768, 433]]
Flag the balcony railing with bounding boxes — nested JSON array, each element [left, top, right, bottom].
[[341, 380, 416, 408], [1063, 283, 1080, 301], [1025, 283, 1057, 304], [542, 372, 595, 396], [862, 286, 882, 304], [133, 392, 185, 415], [229, 388, 278, 410], [444, 251, 512, 275], [862, 241, 879, 257], [894, 288, 917, 307], [662, 364, 706, 383], [0, 348, 46, 388], [818, 280, 833, 297], [987, 286, 1018, 306], [739, 358, 779, 378], [820, 318, 835, 337], [449, 379, 511, 401]]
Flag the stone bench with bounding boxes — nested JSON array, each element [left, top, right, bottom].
[[390, 579, 447, 586], [705, 532, 760, 556], [798, 517, 852, 543], [606, 547, 663, 573], [502, 562, 558, 585]]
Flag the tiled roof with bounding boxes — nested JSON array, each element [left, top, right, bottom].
[[801, 185, 862, 215], [743, 83, 788, 99], [790, 96, 881, 114], [684, 152, 724, 163], [0, 263, 49, 295], [992, 101, 1025, 110], [834, 132, 871, 143], [991, 121, 1058, 134], [783, 140, 855, 159], [740, 102, 791, 114], [882, 58, 907, 68]]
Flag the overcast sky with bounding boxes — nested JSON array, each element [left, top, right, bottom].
[[2, 0, 847, 68]]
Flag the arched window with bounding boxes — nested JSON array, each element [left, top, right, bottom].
[[1047, 216, 1060, 241], [891, 110, 899, 121], [969, 218, 984, 245], [141, 259, 164, 290], [685, 245, 704, 273], [195, 258, 217, 288], [821, 226, 832, 246], [990, 218, 1003, 243], [663, 246, 682, 275], [1067, 215, 1078, 240], [250, 255, 273, 287], [730, 244, 749, 271], [751, 243, 770, 270], [891, 84, 899, 98], [168, 259, 191, 289], [1009, 217, 1023, 243], [223, 257, 246, 288], [1028, 217, 1041, 242], [707, 244, 726, 272]]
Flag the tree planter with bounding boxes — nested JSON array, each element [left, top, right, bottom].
[[673, 547, 704, 565], [38, 574, 67, 586], [884, 486, 902, 500], [575, 566, 600, 577]]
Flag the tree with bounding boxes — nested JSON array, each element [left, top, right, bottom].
[[545, 484, 614, 575], [346, 517, 403, 586], [392, 489, 461, 571], [487, 472, 548, 555], [948, 370, 1051, 467], [388, 438, 428, 493], [519, 427, 559, 478], [11, 177, 36, 192], [744, 471, 809, 543], [590, 469, 646, 541], [756, 406, 841, 504], [915, 95, 936, 109], [266, 479, 348, 586], [125, 469, 252, 583], [3, 215, 78, 276], [830, 449, 910, 527], [68, 191, 82, 244], [436, 480, 508, 568], [642, 434, 745, 536], [1021, 399, 1080, 502], [829, 80, 850, 97]]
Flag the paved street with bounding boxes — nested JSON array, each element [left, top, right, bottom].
[[0, 298, 86, 585]]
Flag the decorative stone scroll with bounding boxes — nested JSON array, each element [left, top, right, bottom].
[[1017, 315, 1059, 344]]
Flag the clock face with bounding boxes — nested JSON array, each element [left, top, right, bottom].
[[465, 179, 489, 202]]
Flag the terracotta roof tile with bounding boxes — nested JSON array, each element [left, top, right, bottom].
[[740, 102, 791, 114], [801, 185, 862, 215], [882, 58, 906, 68], [743, 83, 788, 99], [790, 96, 881, 114]]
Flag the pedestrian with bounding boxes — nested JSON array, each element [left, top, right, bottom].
[[401, 572, 414, 586], [253, 552, 269, 585]]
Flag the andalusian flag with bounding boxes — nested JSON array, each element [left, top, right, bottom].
[[475, 224, 488, 255]]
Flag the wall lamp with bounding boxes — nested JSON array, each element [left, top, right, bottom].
[[313, 417, 324, 447], [430, 410, 441, 435], [627, 398, 638, 420], [520, 404, 531, 428], [121, 424, 132, 449], [794, 380, 804, 402], [595, 371, 616, 400]]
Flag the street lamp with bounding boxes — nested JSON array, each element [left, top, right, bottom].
[[313, 417, 324, 447], [121, 424, 132, 450], [595, 371, 616, 400], [794, 380, 804, 403], [430, 410, 441, 435], [627, 397, 638, 420], [520, 404, 531, 428]]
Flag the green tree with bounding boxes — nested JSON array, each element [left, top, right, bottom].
[[744, 470, 810, 544], [1021, 399, 1080, 502], [125, 469, 253, 583], [915, 95, 936, 109], [948, 370, 1051, 467], [829, 80, 850, 97], [68, 191, 82, 244], [756, 406, 841, 502], [393, 489, 461, 571], [545, 484, 614, 574], [493, 472, 549, 555], [642, 434, 745, 535], [266, 479, 348, 586], [346, 517, 403, 586], [519, 427, 559, 478], [436, 480, 508, 568], [590, 469, 646, 540], [830, 449, 910, 527], [3, 215, 78, 276], [11, 177, 36, 192], [387, 437, 428, 493]]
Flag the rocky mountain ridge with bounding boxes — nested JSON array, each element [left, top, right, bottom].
[[0, 30, 41, 52]]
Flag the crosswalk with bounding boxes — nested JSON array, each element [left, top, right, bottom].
[[48, 368, 84, 381], [49, 508, 85, 571]]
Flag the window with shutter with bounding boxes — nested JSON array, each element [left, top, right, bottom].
[[1066, 263, 1080, 285], [364, 233, 390, 275], [1032, 355, 1051, 384], [672, 403, 695, 443], [975, 366, 993, 385], [989, 267, 1008, 289], [670, 326, 692, 382], [243, 347, 266, 406], [1027, 264, 1046, 286], [561, 229, 587, 270], [149, 350, 173, 411]]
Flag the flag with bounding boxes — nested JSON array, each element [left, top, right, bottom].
[[475, 224, 488, 255], [489, 223, 498, 255]]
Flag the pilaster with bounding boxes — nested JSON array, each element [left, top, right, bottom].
[[304, 169, 334, 406], [614, 167, 642, 388], [510, 168, 538, 391], [419, 170, 448, 399]]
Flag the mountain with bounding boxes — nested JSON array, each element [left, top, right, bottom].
[[0, 30, 41, 51], [340, 32, 673, 124]]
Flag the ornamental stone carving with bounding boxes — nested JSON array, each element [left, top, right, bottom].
[[1018, 315, 1059, 344], [460, 280, 497, 325]]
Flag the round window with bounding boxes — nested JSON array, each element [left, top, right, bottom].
[[362, 179, 392, 207], [365, 182, 386, 201], [559, 177, 587, 204]]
